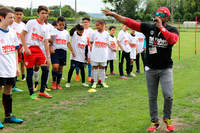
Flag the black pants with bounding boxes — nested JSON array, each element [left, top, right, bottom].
[[119, 51, 131, 76], [67, 60, 85, 83], [105, 60, 114, 73], [135, 51, 146, 72]]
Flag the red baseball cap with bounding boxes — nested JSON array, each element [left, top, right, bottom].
[[156, 7, 170, 17]]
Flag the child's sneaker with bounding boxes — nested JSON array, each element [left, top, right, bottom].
[[120, 76, 128, 80], [147, 122, 160, 132], [65, 83, 70, 88], [34, 81, 38, 91], [38, 92, 52, 98], [30, 93, 40, 100], [75, 74, 80, 81], [21, 77, 26, 81], [91, 82, 97, 89], [0, 122, 4, 129], [56, 84, 63, 90], [82, 83, 89, 87], [4, 115, 23, 124], [88, 77, 92, 82], [51, 81, 57, 90], [102, 82, 109, 88], [12, 87, 23, 92], [110, 72, 117, 75], [163, 118, 175, 132]]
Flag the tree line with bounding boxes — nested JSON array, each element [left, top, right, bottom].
[[103, 0, 200, 22]]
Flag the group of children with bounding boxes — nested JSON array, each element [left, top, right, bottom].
[[0, 5, 146, 129]]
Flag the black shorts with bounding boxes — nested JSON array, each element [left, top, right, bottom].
[[51, 49, 67, 66], [70, 60, 86, 69], [0, 77, 16, 86]]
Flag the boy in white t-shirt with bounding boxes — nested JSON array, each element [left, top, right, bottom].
[[50, 16, 72, 90], [89, 19, 109, 89], [135, 31, 146, 73], [0, 7, 23, 129], [105, 26, 117, 75], [117, 25, 133, 79], [21, 5, 52, 100], [33, 13, 53, 92], [129, 29, 138, 77], [10, 7, 25, 92], [65, 24, 89, 88]]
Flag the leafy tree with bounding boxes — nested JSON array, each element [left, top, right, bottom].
[[103, 0, 140, 19]]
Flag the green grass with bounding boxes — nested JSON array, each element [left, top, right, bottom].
[[1, 29, 200, 133]]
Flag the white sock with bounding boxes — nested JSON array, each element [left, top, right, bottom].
[[99, 69, 105, 83], [34, 71, 39, 82], [92, 69, 98, 82]]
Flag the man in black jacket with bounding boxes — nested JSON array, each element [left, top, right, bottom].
[[102, 6, 178, 132]]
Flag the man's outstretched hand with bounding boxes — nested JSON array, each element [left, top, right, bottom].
[[101, 9, 114, 16]]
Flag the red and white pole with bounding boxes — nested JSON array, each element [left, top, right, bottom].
[[178, 17, 181, 61], [195, 16, 197, 54]]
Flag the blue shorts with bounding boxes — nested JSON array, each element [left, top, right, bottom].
[[51, 49, 67, 66]]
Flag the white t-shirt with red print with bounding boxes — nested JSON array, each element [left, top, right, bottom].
[[129, 33, 138, 59], [90, 30, 109, 62], [117, 30, 131, 53], [83, 28, 94, 59], [0, 28, 20, 77], [10, 21, 25, 44], [24, 19, 49, 48], [135, 31, 145, 54], [51, 28, 70, 51], [70, 32, 87, 63], [108, 35, 117, 60]]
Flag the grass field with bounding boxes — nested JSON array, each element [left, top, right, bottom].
[[1, 28, 200, 133]]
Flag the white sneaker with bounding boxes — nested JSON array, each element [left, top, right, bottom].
[[65, 83, 70, 88], [82, 83, 89, 87], [102, 82, 109, 88], [61, 77, 65, 80]]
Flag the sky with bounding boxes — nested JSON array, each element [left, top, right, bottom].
[[0, 0, 109, 13]]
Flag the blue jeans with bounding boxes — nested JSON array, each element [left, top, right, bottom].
[[145, 68, 173, 122]]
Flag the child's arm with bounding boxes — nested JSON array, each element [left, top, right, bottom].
[[21, 30, 31, 55], [49, 36, 55, 54], [44, 39, 50, 66], [16, 50, 20, 76], [67, 42, 76, 57], [117, 40, 124, 51]]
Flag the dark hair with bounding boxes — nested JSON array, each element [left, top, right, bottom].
[[57, 16, 66, 22], [52, 21, 57, 26], [0, 7, 14, 18], [96, 19, 106, 25], [109, 26, 116, 31], [14, 7, 23, 13], [76, 24, 84, 31], [37, 5, 48, 13], [82, 17, 90, 22]]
